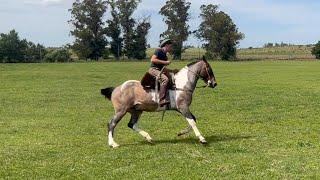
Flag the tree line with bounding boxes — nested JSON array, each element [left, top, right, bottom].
[[69, 0, 244, 60], [0, 0, 245, 62], [2, 0, 318, 63], [0, 30, 71, 63]]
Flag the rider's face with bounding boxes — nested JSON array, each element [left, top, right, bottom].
[[166, 44, 173, 53]]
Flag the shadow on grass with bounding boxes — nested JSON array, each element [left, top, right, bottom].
[[123, 134, 253, 147]]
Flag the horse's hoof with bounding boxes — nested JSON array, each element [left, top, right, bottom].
[[146, 138, 153, 144], [200, 139, 208, 145], [109, 143, 120, 148]]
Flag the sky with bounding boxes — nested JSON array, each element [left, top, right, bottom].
[[0, 0, 320, 48]]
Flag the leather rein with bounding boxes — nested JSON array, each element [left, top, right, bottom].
[[175, 61, 213, 92]]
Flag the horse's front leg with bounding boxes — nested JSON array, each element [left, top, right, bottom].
[[186, 118, 207, 144], [180, 108, 207, 144]]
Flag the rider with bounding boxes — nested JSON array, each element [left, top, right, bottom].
[[149, 39, 173, 106]]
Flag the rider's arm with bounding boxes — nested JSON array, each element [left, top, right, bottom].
[[151, 55, 170, 65]]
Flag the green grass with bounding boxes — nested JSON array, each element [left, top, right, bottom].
[[1, 61, 320, 179]]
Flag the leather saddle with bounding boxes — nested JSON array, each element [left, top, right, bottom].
[[141, 70, 178, 90]]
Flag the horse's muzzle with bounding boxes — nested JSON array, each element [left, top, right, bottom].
[[209, 82, 217, 88]]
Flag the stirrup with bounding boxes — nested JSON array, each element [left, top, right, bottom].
[[159, 100, 170, 106]]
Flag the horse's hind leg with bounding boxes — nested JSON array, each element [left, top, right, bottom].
[[108, 111, 126, 148], [128, 111, 153, 143], [177, 125, 192, 136]]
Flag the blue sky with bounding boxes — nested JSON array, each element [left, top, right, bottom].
[[1, 0, 319, 48]]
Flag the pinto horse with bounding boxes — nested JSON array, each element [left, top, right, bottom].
[[101, 56, 217, 148]]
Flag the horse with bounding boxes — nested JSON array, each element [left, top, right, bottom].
[[101, 56, 217, 148]]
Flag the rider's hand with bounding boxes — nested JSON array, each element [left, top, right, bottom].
[[165, 61, 171, 65]]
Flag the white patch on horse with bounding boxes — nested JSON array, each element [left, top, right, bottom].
[[108, 131, 119, 148], [169, 90, 177, 109], [120, 80, 139, 92], [149, 90, 157, 102], [174, 67, 189, 101]]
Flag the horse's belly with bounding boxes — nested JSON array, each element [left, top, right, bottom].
[[137, 90, 177, 111]]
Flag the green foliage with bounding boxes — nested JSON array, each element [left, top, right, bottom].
[[147, 46, 315, 61], [43, 48, 71, 62], [117, 0, 141, 59], [1, 61, 320, 178], [69, 0, 108, 60], [102, 48, 110, 59], [197, 4, 244, 60], [132, 18, 151, 59], [160, 0, 191, 60], [0, 30, 46, 63], [311, 41, 320, 59], [106, 0, 123, 60], [106, 0, 149, 60]]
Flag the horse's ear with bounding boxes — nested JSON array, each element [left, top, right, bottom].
[[202, 56, 207, 62]]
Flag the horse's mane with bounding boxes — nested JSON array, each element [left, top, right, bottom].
[[187, 60, 200, 67]]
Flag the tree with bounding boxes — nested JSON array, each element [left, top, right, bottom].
[[264, 43, 274, 48], [116, 0, 141, 59], [106, 0, 123, 60], [159, 0, 191, 60], [0, 30, 46, 63], [69, 0, 107, 60], [312, 41, 320, 59], [0, 30, 26, 62], [196, 4, 244, 60], [24, 42, 47, 62], [132, 18, 151, 59]]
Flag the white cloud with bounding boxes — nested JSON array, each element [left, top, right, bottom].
[[24, 0, 70, 6], [207, 0, 319, 26]]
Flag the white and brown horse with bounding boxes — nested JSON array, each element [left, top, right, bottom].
[[101, 57, 217, 148]]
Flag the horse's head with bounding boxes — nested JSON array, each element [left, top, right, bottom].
[[198, 56, 217, 88]]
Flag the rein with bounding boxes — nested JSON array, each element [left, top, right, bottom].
[[183, 62, 212, 88], [174, 64, 211, 93]]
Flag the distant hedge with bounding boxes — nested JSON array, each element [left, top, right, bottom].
[[311, 41, 320, 59], [44, 48, 71, 62]]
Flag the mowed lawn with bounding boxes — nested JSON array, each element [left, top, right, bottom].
[[1, 61, 320, 179]]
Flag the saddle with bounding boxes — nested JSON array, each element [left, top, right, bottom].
[[140, 69, 178, 90]]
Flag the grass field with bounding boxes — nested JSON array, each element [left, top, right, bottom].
[[1, 61, 320, 179]]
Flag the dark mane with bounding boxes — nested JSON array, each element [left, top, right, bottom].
[[187, 61, 200, 67]]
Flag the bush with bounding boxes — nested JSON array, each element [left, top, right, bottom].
[[44, 48, 71, 62], [312, 41, 320, 59]]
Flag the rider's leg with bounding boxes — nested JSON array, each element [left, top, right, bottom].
[[159, 74, 169, 106], [148, 68, 170, 106]]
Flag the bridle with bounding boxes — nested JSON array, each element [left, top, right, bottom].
[[183, 61, 213, 88], [159, 61, 214, 93]]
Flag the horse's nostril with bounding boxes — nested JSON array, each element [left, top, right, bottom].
[[212, 83, 217, 88]]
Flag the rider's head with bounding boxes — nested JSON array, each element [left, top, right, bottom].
[[160, 39, 173, 53]]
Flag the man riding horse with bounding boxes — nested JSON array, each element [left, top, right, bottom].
[[149, 39, 173, 106], [101, 40, 218, 148]]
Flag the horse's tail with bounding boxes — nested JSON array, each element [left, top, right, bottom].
[[101, 87, 114, 100]]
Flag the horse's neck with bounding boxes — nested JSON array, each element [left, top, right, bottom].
[[174, 66, 198, 92]]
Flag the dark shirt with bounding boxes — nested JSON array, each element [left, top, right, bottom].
[[150, 48, 168, 70]]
